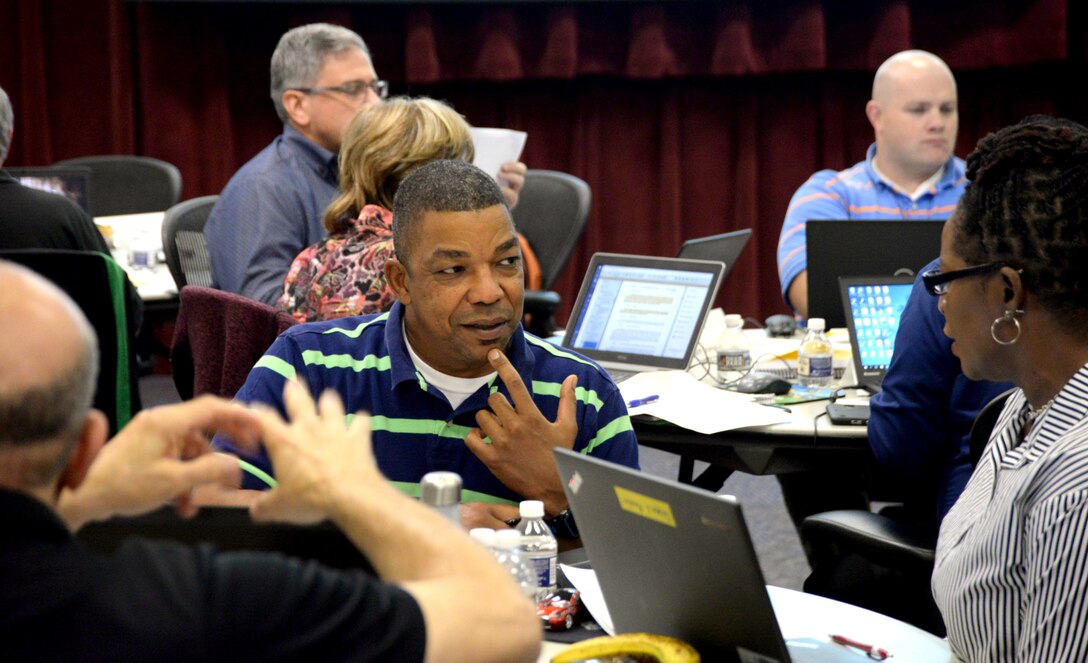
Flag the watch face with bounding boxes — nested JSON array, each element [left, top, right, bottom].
[[549, 510, 579, 539]]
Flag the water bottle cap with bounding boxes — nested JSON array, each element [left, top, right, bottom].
[[519, 500, 545, 518], [807, 317, 825, 331], [494, 528, 522, 549], [724, 314, 743, 327], [469, 528, 496, 546], [420, 471, 462, 507]]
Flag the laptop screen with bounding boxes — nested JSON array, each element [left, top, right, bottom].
[[806, 219, 942, 329], [5, 166, 92, 213], [562, 254, 725, 371], [839, 275, 915, 386]]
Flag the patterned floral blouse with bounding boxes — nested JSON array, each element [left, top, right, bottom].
[[277, 204, 397, 323], [278, 204, 543, 323]]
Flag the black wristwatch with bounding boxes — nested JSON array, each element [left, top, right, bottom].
[[545, 508, 580, 539]]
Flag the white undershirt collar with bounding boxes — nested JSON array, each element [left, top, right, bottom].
[[402, 328, 495, 410]]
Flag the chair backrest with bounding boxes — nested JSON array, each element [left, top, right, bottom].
[[170, 286, 299, 400], [161, 195, 217, 289], [0, 249, 140, 434], [510, 169, 591, 289], [968, 388, 1017, 465], [52, 155, 182, 217]]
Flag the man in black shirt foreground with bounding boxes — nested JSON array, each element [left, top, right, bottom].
[[0, 261, 540, 662]]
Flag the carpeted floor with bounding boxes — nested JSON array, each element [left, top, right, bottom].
[[139, 374, 811, 590]]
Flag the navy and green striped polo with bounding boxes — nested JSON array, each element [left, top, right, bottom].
[[219, 301, 639, 503]]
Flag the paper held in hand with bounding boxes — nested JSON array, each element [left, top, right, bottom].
[[469, 127, 527, 182]]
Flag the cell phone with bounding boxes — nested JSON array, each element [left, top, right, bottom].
[[826, 403, 870, 426]]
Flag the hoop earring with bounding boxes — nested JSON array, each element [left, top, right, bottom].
[[991, 308, 1024, 346]]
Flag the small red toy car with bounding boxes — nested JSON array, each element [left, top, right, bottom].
[[537, 588, 582, 631]]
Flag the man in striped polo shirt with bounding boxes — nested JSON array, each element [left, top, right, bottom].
[[777, 50, 964, 318], [220, 160, 639, 535]]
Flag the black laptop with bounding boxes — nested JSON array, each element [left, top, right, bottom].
[[838, 274, 915, 393], [676, 228, 752, 282], [5, 166, 93, 213], [806, 220, 942, 329]]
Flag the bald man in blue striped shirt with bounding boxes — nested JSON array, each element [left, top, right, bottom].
[[219, 160, 638, 533]]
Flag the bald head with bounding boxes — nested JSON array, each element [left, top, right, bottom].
[[872, 50, 956, 101], [866, 50, 958, 191], [0, 262, 99, 488]]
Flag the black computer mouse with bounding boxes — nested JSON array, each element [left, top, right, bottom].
[[765, 314, 797, 338], [732, 372, 792, 395]]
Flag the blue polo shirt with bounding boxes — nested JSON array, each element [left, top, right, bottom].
[[204, 124, 340, 305], [776, 143, 966, 307], [219, 301, 640, 500]]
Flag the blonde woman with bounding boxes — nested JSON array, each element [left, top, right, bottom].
[[277, 96, 540, 322]]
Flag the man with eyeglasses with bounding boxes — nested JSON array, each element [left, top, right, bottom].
[[204, 23, 526, 306]]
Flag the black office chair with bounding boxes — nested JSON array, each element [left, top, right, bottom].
[[53, 155, 182, 217], [511, 170, 591, 335], [801, 388, 1016, 634], [0, 249, 142, 435], [162, 195, 217, 289]]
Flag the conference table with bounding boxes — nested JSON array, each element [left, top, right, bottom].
[[537, 584, 955, 662], [633, 396, 871, 488]]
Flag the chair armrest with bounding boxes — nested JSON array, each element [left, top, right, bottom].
[[523, 290, 561, 336], [802, 510, 936, 571]]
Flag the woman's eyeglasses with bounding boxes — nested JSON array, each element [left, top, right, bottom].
[[921, 262, 1006, 296]]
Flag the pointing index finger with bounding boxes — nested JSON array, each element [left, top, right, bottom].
[[488, 348, 536, 414]]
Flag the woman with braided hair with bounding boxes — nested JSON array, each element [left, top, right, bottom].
[[930, 115, 1088, 661]]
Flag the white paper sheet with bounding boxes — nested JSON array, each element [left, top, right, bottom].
[[469, 127, 527, 182], [619, 370, 791, 435], [560, 564, 615, 635]]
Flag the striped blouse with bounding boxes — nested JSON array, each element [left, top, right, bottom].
[[932, 363, 1088, 662]]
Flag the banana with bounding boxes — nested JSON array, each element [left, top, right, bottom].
[[551, 632, 701, 663]]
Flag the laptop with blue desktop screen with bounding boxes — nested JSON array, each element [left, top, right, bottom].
[[561, 253, 725, 383], [838, 274, 915, 393], [5, 166, 93, 213]]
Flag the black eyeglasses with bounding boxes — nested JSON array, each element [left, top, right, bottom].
[[921, 262, 1006, 296], [290, 80, 389, 100]]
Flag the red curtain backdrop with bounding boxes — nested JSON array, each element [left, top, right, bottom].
[[2, 0, 1085, 322]]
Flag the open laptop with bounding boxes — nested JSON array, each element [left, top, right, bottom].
[[5, 166, 93, 213], [556, 448, 812, 662], [676, 228, 752, 282], [839, 275, 915, 394], [806, 220, 942, 329], [561, 253, 726, 382]]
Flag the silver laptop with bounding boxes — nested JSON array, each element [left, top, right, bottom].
[[838, 275, 915, 393], [561, 253, 725, 382], [676, 229, 752, 282], [555, 448, 801, 662]]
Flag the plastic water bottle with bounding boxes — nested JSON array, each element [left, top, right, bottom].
[[515, 500, 558, 600], [420, 471, 462, 526], [714, 314, 751, 382], [492, 529, 538, 600], [797, 317, 833, 387], [469, 527, 497, 550]]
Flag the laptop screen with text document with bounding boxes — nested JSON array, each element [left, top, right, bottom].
[[562, 254, 725, 378]]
